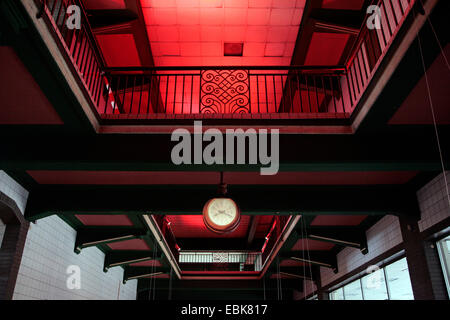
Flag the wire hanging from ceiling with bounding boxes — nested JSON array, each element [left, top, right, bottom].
[[414, 7, 450, 209]]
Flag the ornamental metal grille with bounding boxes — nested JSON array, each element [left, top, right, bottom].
[[200, 69, 251, 114]]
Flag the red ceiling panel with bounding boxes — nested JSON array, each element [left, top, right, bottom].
[[75, 214, 134, 226], [304, 32, 350, 66], [107, 239, 151, 250], [310, 215, 367, 226], [166, 215, 251, 238], [280, 259, 307, 267], [389, 44, 450, 125], [291, 238, 335, 251], [0, 47, 63, 125], [96, 34, 142, 67]]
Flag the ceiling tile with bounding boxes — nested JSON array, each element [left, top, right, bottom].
[[180, 42, 202, 56], [156, 26, 180, 42], [224, 0, 249, 7], [273, 0, 297, 8], [225, 8, 248, 25], [265, 43, 286, 57], [267, 26, 290, 42], [201, 42, 223, 56], [249, 0, 272, 8], [270, 8, 294, 25], [179, 26, 201, 41], [223, 26, 247, 42], [159, 42, 181, 56], [177, 8, 200, 25], [144, 8, 177, 25], [201, 26, 224, 41], [246, 26, 268, 42], [244, 42, 266, 57], [200, 8, 224, 25], [248, 8, 271, 25]]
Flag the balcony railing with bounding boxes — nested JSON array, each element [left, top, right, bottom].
[[35, 0, 418, 122]]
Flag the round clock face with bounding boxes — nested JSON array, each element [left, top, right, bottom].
[[203, 198, 240, 234]]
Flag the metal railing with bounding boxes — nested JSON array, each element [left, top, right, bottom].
[[36, 0, 107, 114], [345, 0, 417, 115], [179, 251, 262, 272], [35, 0, 418, 121], [101, 66, 350, 117]]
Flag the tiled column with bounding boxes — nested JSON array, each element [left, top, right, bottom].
[[0, 192, 29, 300], [399, 216, 447, 300]]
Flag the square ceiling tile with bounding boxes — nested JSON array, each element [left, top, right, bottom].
[[225, 8, 248, 25], [246, 26, 268, 42], [199, 0, 224, 7], [224, 26, 247, 42], [201, 26, 223, 41], [267, 26, 290, 42], [201, 42, 223, 56], [200, 8, 224, 25], [159, 42, 181, 56], [180, 42, 202, 56], [265, 43, 286, 57], [249, 0, 272, 7], [179, 26, 201, 41], [156, 26, 180, 42], [177, 8, 200, 25], [225, 0, 249, 7], [143, 8, 177, 25], [273, 0, 297, 8], [270, 8, 294, 25], [244, 42, 266, 56], [176, 0, 200, 7], [248, 8, 271, 25]]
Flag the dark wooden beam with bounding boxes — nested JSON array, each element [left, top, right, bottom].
[[247, 216, 260, 246], [283, 251, 338, 273]]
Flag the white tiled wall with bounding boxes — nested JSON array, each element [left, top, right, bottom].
[[0, 171, 29, 214], [320, 214, 403, 287], [0, 172, 137, 300], [13, 215, 137, 300], [417, 171, 450, 232]]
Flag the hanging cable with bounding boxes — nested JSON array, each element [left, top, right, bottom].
[[303, 216, 315, 296], [419, 0, 450, 71], [263, 274, 266, 301], [415, 9, 450, 209]]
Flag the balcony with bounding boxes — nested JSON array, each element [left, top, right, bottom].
[[32, 0, 423, 130]]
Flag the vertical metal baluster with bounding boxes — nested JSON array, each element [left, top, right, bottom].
[[146, 74, 153, 114], [305, 75, 311, 113], [181, 75, 185, 115], [264, 75, 269, 114], [165, 75, 169, 114], [173, 75, 178, 114], [330, 76, 337, 114], [256, 75, 260, 114], [314, 75, 319, 112], [138, 76, 144, 114], [272, 75, 277, 113], [297, 71, 302, 113], [190, 75, 194, 115], [130, 75, 136, 114]]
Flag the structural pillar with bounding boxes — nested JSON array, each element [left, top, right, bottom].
[[399, 215, 447, 300]]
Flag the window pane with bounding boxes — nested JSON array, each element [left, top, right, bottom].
[[343, 280, 363, 300], [436, 236, 450, 298], [330, 288, 344, 300], [385, 257, 414, 300], [361, 269, 388, 300]]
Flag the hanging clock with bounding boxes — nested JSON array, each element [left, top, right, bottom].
[[203, 198, 240, 234]]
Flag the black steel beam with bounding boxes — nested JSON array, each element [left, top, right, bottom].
[[103, 250, 160, 272], [24, 185, 420, 221], [74, 227, 147, 254]]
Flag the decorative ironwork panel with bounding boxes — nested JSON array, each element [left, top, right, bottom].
[[200, 69, 250, 114]]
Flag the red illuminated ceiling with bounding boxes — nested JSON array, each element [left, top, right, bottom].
[[389, 44, 450, 125], [291, 238, 335, 251], [141, 0, 306, 66], [310, 215, 367, 226], [107, 238, 151, 250], [75, 214, 134, 226], [27, 170, 419, 185], [0, 47, 63, 125]]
